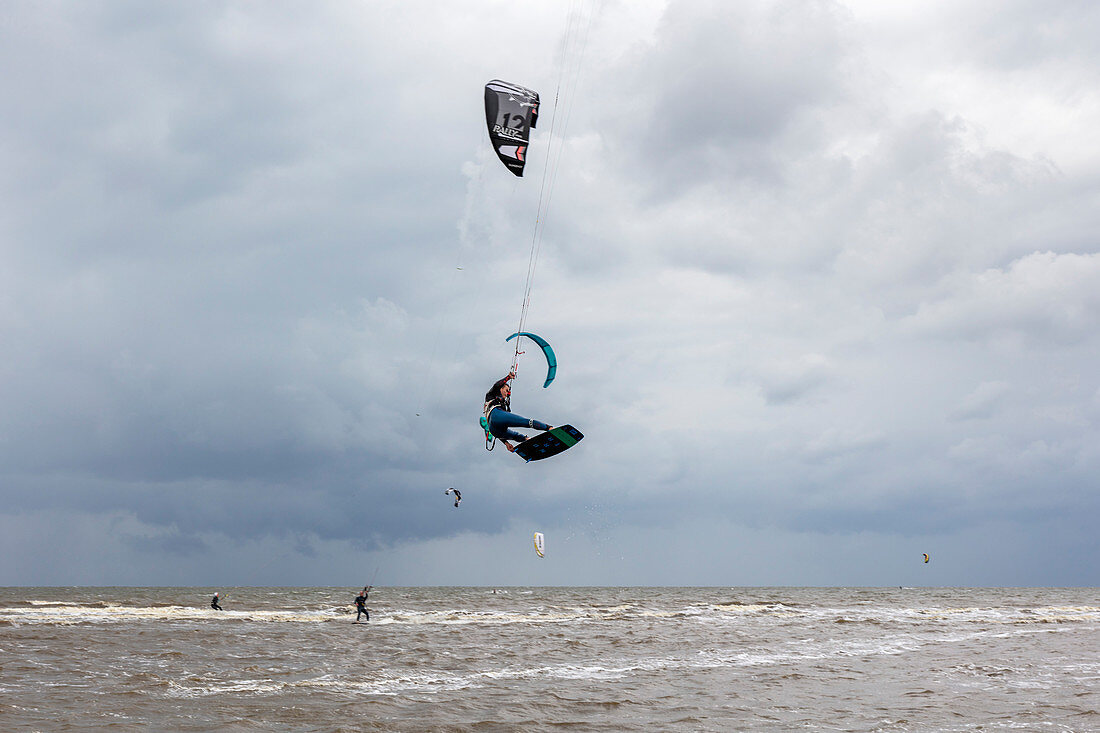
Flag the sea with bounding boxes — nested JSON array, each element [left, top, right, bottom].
[[1, 586, 1097, 732]]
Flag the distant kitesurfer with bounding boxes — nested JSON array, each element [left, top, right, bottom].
[[211, 592, 223, 611], [483, 372, 551, 452], [354, 587, 370, 622]]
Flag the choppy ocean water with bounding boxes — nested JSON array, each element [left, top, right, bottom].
[[1, 586, 1097, 731]]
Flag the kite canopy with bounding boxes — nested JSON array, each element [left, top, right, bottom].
[[507, 332, 557, 388], [533, 532, 545, 558], [922, 553, 930, 563], [485, 80, 540, 176]]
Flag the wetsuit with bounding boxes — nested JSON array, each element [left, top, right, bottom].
[[211, 595, 223, 610], [355, 592, 369, 621], [483, 375, 550, 443]]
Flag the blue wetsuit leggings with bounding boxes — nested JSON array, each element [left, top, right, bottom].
[[488, 409, 550, 443]]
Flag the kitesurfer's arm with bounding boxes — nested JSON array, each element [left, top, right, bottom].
[[487, 372, 516, 399]]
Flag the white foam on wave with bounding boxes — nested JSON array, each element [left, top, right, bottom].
[[1011, 605, 1100, 624], [8, 596, 1096, 631], [377, 605, 681, 626], [700, 602, 802, 621], [165, 678, 286, 698], [0, 605, 343, 626], [695, 602, 1100, 628], [948, 661, 1076, 693], [122, 621, 1092, 702], [3, 602, 678, 627], [379, 608, 578, 626], [280, 670, 476, 696]]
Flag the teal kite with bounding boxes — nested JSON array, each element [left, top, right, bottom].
[[507, 332, 557, 388]]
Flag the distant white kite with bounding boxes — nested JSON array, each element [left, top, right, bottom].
[[533, 532, 545, 558], [445, 488, 461, 508]]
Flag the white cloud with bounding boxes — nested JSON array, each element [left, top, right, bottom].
[[951, 380, 1011, 421], [905, 252, 1100, 343]]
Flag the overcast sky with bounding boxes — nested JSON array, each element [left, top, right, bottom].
[[2, 0, 1099, 587]]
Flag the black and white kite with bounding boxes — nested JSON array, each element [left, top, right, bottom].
[[484, 80, 540, 176], [445, 488, 462, 508]]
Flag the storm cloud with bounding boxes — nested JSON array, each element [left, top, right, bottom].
[[2, 0, 1098, 586]]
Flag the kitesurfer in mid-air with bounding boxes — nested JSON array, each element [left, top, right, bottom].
[[354, 587, 370, 622], [483, 372, 552, 452], [211, 592, 223, 610]]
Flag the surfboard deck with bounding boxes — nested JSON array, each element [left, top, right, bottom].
[[514, 425, 583, 462]]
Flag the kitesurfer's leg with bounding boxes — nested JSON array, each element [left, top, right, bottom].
[[488, 411, 529, 442], [489, 410, 550, 441]]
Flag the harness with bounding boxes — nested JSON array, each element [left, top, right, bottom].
[[481, 381, 510, 451]]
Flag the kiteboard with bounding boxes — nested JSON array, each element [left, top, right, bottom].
[[514, 425, 583, 462]]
